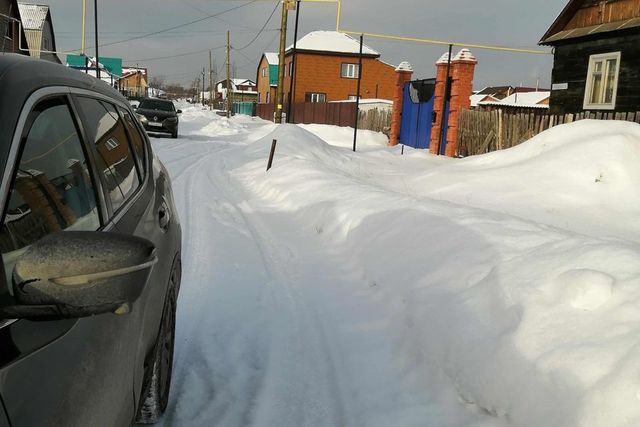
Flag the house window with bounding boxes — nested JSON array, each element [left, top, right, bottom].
[[341, 63, 359, 79], [584, 52, 621, 110], [266, 91, 271, 104], [305, 93, 326, 103], [348, 95, 358, 101], [42, 37, 50, 51], [262, 67, 267, 77], [4, 21, 13, 40], [289, 62, 294, 77]]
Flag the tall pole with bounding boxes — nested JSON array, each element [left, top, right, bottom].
[[81, 0, 86, 54], [438, 44, 453, 156], [209, 50, 213, 111], [286, 0, 300, 123], [275, 0, 290, 123], [93, 0, 100, 80], [202, 68, 206, 105], [226, 30, 231, 118], [352, 34, 364, 153]]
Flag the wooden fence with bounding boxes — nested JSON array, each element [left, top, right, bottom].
[[254, 102, 391, 133], [458, 109, 640, 156]]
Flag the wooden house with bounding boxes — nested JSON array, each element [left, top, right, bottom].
[[540, 0, 640, 113], [0, 0, 28, 55], [17, 2, 60, 63]]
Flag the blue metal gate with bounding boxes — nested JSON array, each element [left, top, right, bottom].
[[399, 79, 437, 149]]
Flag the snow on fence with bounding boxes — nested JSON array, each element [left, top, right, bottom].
[[458, 108, 640, 156], [255, 102, 391, 133]]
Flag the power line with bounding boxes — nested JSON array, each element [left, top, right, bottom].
[[232, 0, 280, 51], [123, 45, 226, 63], [86, 0, 262, 51]]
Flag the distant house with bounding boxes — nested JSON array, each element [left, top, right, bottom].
[[540, 0, 640, 114], [66, 55, 122, 86], [120, 67, 148, 98], [17, 2, 60, 63], [256, 52, 279, 104], [477, 91, 551, 112], [475, 86, 516, 100], [281, 31, 396, 104], [215, 78, 258, 102], [0, 0, 28, 55]]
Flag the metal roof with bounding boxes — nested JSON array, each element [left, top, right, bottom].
[[17, 3, 48, 31], [541, 17, 640, 44]]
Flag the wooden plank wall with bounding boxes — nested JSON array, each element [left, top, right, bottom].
[[458, 108, 640, 156], [255, 102, 391, 133]]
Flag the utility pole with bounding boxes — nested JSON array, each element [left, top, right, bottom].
[[226, 30, 231, 118], [209, 50, 213, 111], [81, 0, 87, 73], [201, 68, 206, 105], [352, 34, 364, 152], [437, 44, 453, 156], [275, 0, 294, 123], [94, 0, 100, 80], [287, 0, 301, 123]]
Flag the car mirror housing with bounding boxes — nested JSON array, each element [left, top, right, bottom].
[[0, 232, 157, 320]]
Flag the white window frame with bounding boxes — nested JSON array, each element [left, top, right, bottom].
[[341, 63, 359, 79], [583, 51, 621, 111], [307, 93, 326, 103], [262, 67, 267, 78]]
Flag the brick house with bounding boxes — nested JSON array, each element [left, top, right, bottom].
[[540, 0, 640, 113], [285, 31, 396, 103], [256, 52, 279, 104], [256, 31, 396, 106], [0, 0, 28, 55], [215, 78, 258, 103]]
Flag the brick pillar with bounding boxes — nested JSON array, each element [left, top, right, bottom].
[[430, 52, 452, 155], [389, 62, 413, 146], [446, 49, 477, 157]]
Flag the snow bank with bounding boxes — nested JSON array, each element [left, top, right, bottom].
[[231, 121, 640, 426]]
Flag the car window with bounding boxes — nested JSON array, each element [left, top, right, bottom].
[[138, 100, 175, 112], [0, 97, 100, 295], [75, 97, 141, 214], [119, 107, 146, 172]]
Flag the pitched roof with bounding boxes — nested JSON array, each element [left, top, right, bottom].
[[264, 52, 279, 65], [287, 31, 380, 56], [17, 3, 48, 31], [540, 0, 640, 45], [479, 91, 550, 109]]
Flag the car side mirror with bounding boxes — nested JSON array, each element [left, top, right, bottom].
[[177, 110, 182, 114], [0, 231, 157, 320]]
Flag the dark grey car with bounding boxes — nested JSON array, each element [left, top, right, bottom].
[[0, 54, 182, 426], [135, 99, 181, 139]]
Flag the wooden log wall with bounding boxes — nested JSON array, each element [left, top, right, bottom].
[[458, 108, 640, 156]]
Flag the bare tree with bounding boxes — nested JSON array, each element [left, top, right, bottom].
[[149, 75, 166, 89]]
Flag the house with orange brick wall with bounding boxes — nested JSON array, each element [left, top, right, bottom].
[[256, 52, 279, 104], [279, 31, 396, 104]]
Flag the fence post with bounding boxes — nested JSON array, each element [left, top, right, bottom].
[[267, 139, 278, 171]]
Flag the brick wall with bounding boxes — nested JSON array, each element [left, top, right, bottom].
[[283, 52, 396, 104], [256, 56, 275, 104]]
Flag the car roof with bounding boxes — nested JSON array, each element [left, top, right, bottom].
[[0, 54, 129, 179]]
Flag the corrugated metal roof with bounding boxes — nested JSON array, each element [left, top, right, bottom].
[[541, 17, 640, 44], [17, 3, 48, 31]]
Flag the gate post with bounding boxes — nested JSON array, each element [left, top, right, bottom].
[[389, 62, 413, 146]]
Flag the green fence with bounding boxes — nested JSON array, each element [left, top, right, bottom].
[[233, 102, 255, 116]]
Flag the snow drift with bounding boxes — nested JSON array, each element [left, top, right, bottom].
[[155, 106, 640, 427]]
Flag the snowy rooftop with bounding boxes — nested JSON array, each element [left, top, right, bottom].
[[287, 31, 380, 56], [264, 52, 279, 65], [479, 91, 550, 109], [17, 3, 49, 31]]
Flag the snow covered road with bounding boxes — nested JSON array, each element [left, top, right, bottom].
[[152, 106, 640, 426]]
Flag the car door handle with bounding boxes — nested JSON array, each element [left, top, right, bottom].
[[158, 202, 171, 231]]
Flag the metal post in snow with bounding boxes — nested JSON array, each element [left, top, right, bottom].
[[437, 43, 453, 156], [287, 0, 301, 123], [352, 33, 364, 153], [267, 139, 278, 171]]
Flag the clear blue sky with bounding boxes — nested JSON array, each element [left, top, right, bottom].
[[42, 0, 567, 89]]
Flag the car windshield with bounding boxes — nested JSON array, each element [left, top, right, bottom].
[[138, 100, 174, 112]]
